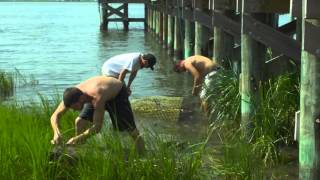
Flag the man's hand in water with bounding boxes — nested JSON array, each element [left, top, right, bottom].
[[51, 134, 62, 145]]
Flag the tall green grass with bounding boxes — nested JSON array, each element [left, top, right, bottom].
[[0, 71, 15, 99], [0, 69, 39, 100], [203, 70, 299, 178], [0, 95, 210, 179]]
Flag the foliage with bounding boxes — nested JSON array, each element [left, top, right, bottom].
[[0, 71, 15, 99], [203, 70, 299, 178], [0, 96, 210, 180]]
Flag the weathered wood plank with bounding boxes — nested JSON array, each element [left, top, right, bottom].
[[182, 0, 192, 8], [277, 19, 296, 35], [213, 11, 241, 38], [100, 0, 148, 3], [106, 4, 126, 19], [304, 20, 320, 58], [243, 0, 290, 13], [194, 10, 213, 28], [192, 0, 209, 9], [107, 18, 145, 22], [210, 0, 236, 10], [243, 14, 301, 63], [182, 8, 194, 21], [290, 0, 301, 17], [305, 0, 320, 18]]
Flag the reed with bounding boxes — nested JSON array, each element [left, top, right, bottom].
[[0, 95, 209, 179], [203, 70, 299, 178], [0, 71, 15, 99]]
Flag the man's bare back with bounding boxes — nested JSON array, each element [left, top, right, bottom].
[[184, 55, 217, 76], [76, 76, 123, 106]]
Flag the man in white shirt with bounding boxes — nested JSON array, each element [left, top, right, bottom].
[[102, 52, 157, 95]]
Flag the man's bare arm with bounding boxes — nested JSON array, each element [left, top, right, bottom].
[[127, 70, 138, 89], [118, 69, 129, 82], [68, 99, 105, 144], [185, 62, 202, 95], [50, 102, 67, 144]]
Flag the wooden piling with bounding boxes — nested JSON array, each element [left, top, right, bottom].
[[152, 9, 156, 33], [159, 12, 163, 42], [162, 13, 168, 48], [194, 22, 203, 55], [184, 20, 194, 58], [167, 15, 174, 54], [144, 3, 148, 31], [174, 16, 183, 58], [100, 3, 108, 31], [213, 11, 234, 68], [123, 3, 129, 31], [299, 0, 320, 177], [241, 12, 269, 138], [149, 8, 152, 31], [156, 11, 160, 37]]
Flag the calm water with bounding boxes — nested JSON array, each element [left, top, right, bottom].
[[0, 3, 297, 177], [0, 2, 193, 101], [0, 2, 208, 143]]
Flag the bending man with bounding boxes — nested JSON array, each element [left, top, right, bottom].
[[173, 55, 220, 96], [102, 52, 156, 96], [50, 76, 145, 153]]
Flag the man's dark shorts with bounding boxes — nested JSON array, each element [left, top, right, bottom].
[[79, 86, 136, 132]]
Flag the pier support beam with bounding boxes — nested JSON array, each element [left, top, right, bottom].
[[100, 3, 108, 31], [156, 11, 160, 38], [167, 15, 174, 54], [159, 12, 163, 42], [241, 13, 269, 138], [123, 3, 129, 31], [144, 4, 148, 31], [213, 11, 235, 68], [174, 16, 183, 58], [152, 9, 156, 33], [194, 22, 203, 55], [184, 20, 194, 58], [162, 13, 168, 48], [194, 22, 211, 56], [299, 0, 320, 177]]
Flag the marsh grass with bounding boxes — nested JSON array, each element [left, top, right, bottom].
[[0, 71, 15, 99], [0, 69, 39, 101], [203, 70, 299, 178], [0, 95, 210, 179]]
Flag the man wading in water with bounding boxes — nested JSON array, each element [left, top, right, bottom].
[[101, 52, 156, 96], [50, 76, 145, 153]]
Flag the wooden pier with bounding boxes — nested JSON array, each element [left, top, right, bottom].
[[99, 0, 320, 178], [99, 0, 148, 31]]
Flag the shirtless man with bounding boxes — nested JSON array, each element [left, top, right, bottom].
[[173, 55, 220, 96], [50, 76, 144, 152]]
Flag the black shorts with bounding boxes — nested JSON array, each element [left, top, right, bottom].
[[78, 86, 136, 132]]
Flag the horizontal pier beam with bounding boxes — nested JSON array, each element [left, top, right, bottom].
[[100, 0, 148, 3], [243, 14, 301, 64], [107, 18, 145, 22], [304, 20, 320, 58]]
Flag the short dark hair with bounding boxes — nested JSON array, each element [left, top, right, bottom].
[[63, 87, 83, 107], [142, 53, 156, 70], [173, 60, 183, 73]]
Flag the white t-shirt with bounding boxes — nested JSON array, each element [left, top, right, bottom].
[[101, 52, 141, 77]]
